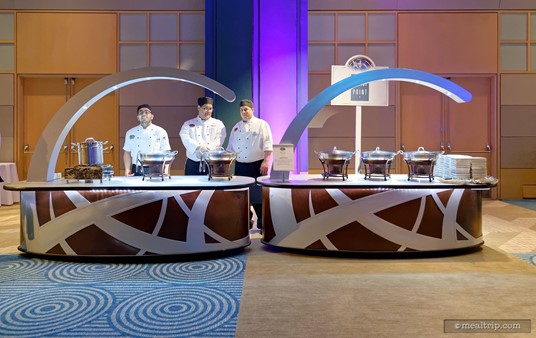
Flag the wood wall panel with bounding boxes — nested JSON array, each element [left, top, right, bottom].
[[308, 0, 511, 11], [0, 106, 14, 162], [308, 74, 331, 99], [445, 76, 493, 153], [17, 13, 116, 74], [118, 81, 204, 107], [501, 137, 536, 168], [399, 82, 443, 151], [501, 74, 536, 105], [0, 74, 13, 105], [500, 169, 536, 199], [398, 13, 498, 73], [523, 185, 536, 198], [1, 1, 203, 10], [501, 106, 536, 137], [308, 107, 355, 137], [361, 137, 396, 152], [362, 106, 395, 138]]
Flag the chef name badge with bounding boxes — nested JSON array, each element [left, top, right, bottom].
[[273, 144, 295, 171]]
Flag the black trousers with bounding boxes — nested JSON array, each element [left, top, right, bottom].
[[131, 164, 143, 176], [235, 160, 264, 225], [185, 158, 208, 176]]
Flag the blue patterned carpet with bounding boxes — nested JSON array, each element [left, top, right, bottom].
[[0, 254, 247, 337]]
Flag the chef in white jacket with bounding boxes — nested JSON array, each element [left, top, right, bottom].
[[179, 97, 227, 175], [123, 104, 171, 176]]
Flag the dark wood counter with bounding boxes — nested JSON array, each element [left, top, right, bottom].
[[257, 174, 495, 254], [5, 176, 255, 258]]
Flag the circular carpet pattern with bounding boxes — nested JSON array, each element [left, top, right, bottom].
[[0, 286, 113, 336], [0, 258, 50, 282], [0, 254, 246, 337], [111, 286, 238, 337], [149, 256, 245, 283], [46, 262, 147, 284]]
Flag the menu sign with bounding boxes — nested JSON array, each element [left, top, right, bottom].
[[273, 144, 294, 171]]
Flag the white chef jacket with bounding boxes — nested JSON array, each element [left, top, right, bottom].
[[227, 116, 273, 163], [179, 116, 227, 161], [123, 124, 171, 165]]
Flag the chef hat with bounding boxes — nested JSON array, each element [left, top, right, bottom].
[[137, 104, 152, 113], [239, 99, 254, 108], [197, 97, 213, 106]]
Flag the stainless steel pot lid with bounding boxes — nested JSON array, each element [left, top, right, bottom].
[[360, 147, 397, 160], [315, 147, 356, 160], [77, 137, 108, 146], [401, 147, 443, 161]]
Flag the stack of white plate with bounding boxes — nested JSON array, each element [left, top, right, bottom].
[[434, 154, 447, 178], [434, 154, 487, 180], [447, 154, 473, 179], [470, 157, 487, 179]]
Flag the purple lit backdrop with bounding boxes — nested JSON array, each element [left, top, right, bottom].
[[254, 0, 308, 172]]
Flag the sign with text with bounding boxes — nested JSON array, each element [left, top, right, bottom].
[[273, 144, 295, 171], [330, 66, 389, 106]]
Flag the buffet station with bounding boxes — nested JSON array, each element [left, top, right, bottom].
[[5, 175, 254, 258], [3, 67, 253, 259], [6, 137, 252, 258], [5, 66, 490, 258], [261, 146, 497, 254]]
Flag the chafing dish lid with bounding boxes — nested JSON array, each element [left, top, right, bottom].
[[401, 147, 443, 160], [315, 147, 356, 160], [138, 151, 178, 161], [361, 147, 397, 160]]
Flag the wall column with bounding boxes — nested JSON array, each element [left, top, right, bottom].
[[205, 0, 254, 139], [254, 0, 309, 172]]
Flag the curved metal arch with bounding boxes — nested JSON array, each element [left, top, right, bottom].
[[280, 68, 472, 146], [28, 67, 236, 182], [271, 68, 472, 179]]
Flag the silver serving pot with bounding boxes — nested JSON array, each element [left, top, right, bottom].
[[72, 137, 108, 166], [202, 148, 237, 180], [315, 147, 356, 161], [137, 151, 178, 181], [203, 147, 237, 162]]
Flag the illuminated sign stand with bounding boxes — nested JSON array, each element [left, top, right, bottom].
[[331, 55, 389, 173]]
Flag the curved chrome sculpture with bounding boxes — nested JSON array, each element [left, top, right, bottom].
[[271, 68, 473, 178], [28, 67, 236, 182]]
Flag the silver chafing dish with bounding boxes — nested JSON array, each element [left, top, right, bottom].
[[315, 147, 356, 181], [202, 147, 237, 180], [400, 147, 443, 182], [137, 150, 178, 181], [360, 147, 397, 181]]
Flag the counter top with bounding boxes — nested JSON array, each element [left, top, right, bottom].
[[258, 174, 496, 189], [4, 175, 255, 191]]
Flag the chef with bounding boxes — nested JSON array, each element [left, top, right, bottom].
[[123, 104, 171, 176], [179, 97, 227, 175], [227, 99, 273, 229]]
